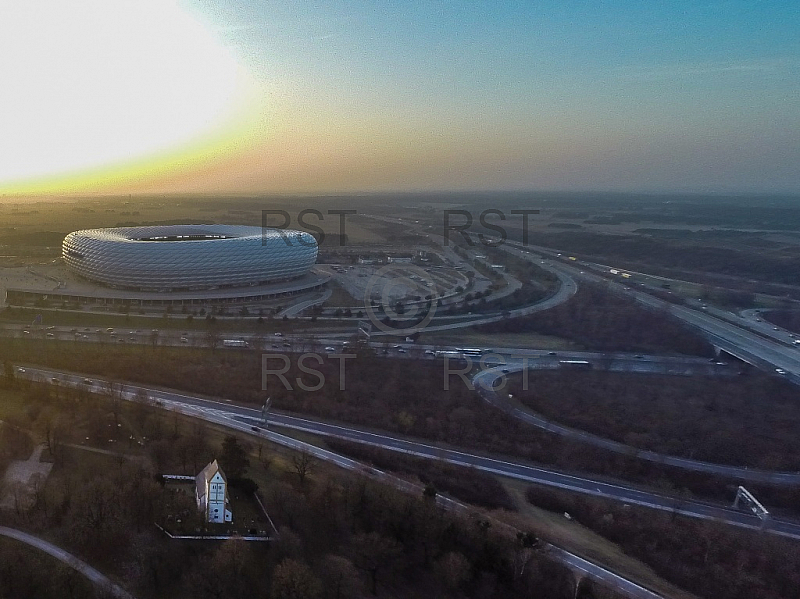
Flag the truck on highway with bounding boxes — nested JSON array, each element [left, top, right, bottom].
[[435, 350, 466, 361], [457, 348, 485, 357], [558, 360, 592, 370], [223, 339, 249, 348]]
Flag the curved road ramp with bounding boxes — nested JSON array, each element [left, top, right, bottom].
[[0, 526, 135, 599]]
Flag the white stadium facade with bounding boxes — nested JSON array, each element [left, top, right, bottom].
[[6, 225, 327, 308], [62, 225, 317, 291]]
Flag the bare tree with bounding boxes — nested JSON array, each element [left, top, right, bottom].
[[351, 532, 401, 595], [43, 417, 65, 463], [190, 423, 209, 471], [132, 388, 152, 432], [205, 328, 221, 352], [320, 555, 363, 599], [271, 558, 321, 599], [292, 449, 316, 487], [175, 436, 192, 472], [102, 381, 123, 428]]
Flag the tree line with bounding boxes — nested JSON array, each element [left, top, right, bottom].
[[510, 370, 800, 470], [477, 281, 714, 356], [525, 484, 800, 599]]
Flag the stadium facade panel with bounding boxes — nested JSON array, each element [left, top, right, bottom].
[[62, 225, 318, 291]]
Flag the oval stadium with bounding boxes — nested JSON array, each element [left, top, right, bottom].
[[62, 225, 318, 291]]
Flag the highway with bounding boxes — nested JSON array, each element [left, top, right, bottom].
[[16, 365, 800, 542], [491, 239, 800, 383], [581, 263, 800, 345], [8, 230, 800, 596], [0, 321, 726, 373], [8, 322, 800, 487], [472, 364, 800, 485], [10, 365, 669, 599]]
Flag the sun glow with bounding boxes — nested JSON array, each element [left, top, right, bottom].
[[0, 0, 259, 193]]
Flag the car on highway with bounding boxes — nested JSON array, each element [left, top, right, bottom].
[[324, 346, 336, 352], [16, 368, 25, 374], [775, 368, 787, 375], [180, 337, 189, 343], [46, 332, 54, 337], [83, 378, 93, 385]]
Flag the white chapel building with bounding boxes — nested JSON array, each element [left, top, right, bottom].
[[195, 460, 232, 523]]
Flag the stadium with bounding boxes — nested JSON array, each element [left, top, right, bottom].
[[5, 225, 327, 309], [62, 225, 318, 291]]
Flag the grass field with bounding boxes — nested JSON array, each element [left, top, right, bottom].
[[498, 478, 699, 599]]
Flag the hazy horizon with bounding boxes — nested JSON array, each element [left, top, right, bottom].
[[1, 1, 798, 196]]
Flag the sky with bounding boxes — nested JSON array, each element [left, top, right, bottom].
[[0, 0, 798, 196]]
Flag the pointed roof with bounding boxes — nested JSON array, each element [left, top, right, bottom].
[[196, 459, 227, 491]]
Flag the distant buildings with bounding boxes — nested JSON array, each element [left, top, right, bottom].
[[195, 460, 232, 523]]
